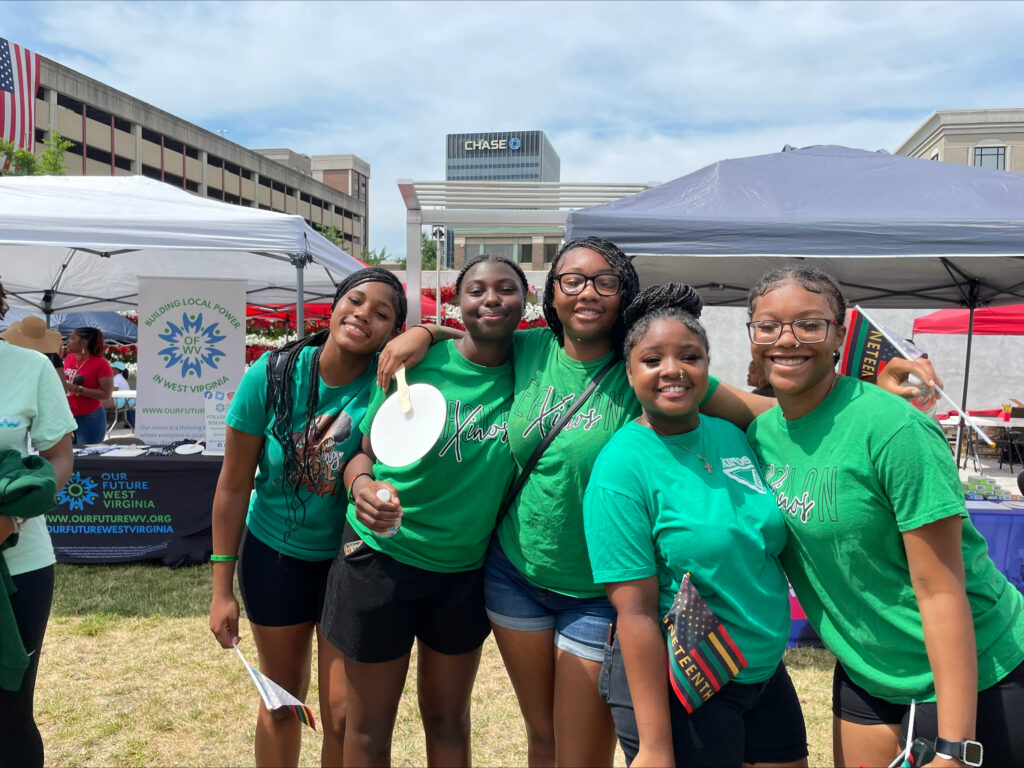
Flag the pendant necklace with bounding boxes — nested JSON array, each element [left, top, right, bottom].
[[643, 417, 713, 474]]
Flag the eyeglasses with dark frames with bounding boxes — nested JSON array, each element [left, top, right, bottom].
[[746, 318, 839, 344], [555, 272, 622, 296]]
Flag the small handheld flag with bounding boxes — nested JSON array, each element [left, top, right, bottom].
[[663, 573, 747, 714], [232, 641, 316, 731]]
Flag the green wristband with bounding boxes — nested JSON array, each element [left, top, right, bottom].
[[209, 554, 239, 562]]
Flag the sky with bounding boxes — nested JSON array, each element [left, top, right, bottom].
[[5, 0, 1024, 259]]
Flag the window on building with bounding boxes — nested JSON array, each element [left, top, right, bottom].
[[973, 146, 1005, 170], [544, 242, 560, 264], [518, 243, 533, 265]]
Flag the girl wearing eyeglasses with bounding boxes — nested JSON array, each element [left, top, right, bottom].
[[744, 266, 1024, 768]]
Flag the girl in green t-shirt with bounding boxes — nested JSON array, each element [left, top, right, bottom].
[[208, 267, 408, 768], [327, 255, 527, 767], [584, 283, 808, 768], [745, 265, 1024, 768]]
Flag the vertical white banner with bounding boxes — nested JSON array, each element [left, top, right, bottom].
[[136, 277, 246, 445]]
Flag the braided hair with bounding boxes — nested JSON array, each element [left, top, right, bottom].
[[266, 267, 406, 536], [542, 236, 640, 355], [72, 326, 105, 355], [623, 283, 707, 360], [455, 254, 529, 296], [0, 279, 8, 321], [747, 265, 846, 323]]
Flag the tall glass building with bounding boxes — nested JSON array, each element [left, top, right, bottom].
[[446, 131, 560, 181]]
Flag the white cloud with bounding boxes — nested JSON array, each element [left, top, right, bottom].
[[10, 0, 1024, 255]]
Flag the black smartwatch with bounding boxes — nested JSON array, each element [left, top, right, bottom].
[[934, 737, 983, 767]]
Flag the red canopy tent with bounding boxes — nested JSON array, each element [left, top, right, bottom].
[[913, 304, 1024, 336], [247, 293, 438, 323]]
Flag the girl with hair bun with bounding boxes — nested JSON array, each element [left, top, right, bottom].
[[209, 267, 407, 768], [62, 326, 114, 445], [583, 283, 807, 768]]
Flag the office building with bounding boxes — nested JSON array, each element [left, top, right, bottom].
[[30, 55, 369, 252], [895, 108, 1024, 173]]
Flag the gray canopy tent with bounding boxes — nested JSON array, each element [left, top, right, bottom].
[[566, 144, 1024, 457]]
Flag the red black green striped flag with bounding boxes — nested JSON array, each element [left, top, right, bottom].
[[663, 573, 747, 714]]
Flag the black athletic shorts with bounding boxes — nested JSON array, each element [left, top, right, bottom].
[[320, 522, 490, 663], [600, 633, 808, 767], [237, 528, 334, 626], [833, 659, 1024, 767]]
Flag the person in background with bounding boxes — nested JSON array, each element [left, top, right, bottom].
[[747, 359, 774, 398], [209, 268, 407, 768], [0, 280, 76, 768], [745, 265, 1024, 768], [102, 361, 135, 430], [62, 327, 114, 445]]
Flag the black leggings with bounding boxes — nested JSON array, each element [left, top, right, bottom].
[[0, 565, 55, 768]]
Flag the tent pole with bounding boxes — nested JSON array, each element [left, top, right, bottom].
[[292, 253, 311, 341], [954, 305, 977, 469]]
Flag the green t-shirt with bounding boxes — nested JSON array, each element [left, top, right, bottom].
[[747, 376, 1024, 702], [227, 347, 374, 560], [585, 418, 790, 683], [497, 328, 641, 597], [351, 340, 515, 572]]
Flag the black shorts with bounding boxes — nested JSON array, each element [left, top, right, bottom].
[[237, 528, 334, 626], [600, 634, 807, 767], [833, 659, 1024, 766], [320, 522, 490, 663]]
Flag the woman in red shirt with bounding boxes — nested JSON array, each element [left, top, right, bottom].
[[62, 327, 114, 445]]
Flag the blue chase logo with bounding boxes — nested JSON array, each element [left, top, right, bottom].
[[58, 472, 99, 511], [158, 312, 226, 378], [509, 137, 521, 150]]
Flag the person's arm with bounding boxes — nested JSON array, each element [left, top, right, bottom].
[[209, 425, 263, 649], [701, 380, 776, 431], [1, 434, 74, 545], [376, 323, 465, 389], [342, 434, 402, 534], [0, 515, 13, 545], [64, 374, 115, 402], [606, 577, 675, 768], [903, 515, 976, 767]]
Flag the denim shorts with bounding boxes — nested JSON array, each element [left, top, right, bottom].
[[483, 537, 615, 662]]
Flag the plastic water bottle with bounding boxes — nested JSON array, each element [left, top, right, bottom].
[[372, 487, 401, 538], [908, 373, 937, 416]]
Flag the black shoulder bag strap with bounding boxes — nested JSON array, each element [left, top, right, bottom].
[[496, 356, 618, 525]]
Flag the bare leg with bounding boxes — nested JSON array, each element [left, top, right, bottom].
[[317, 627, 347, 768], [552, 649, 617, 767], [833, 716, 900, 768], [342, 652, 411, 767], [417, 640, 483, 767], [249, 621, 315, 768], [491, 624, 557, 767]]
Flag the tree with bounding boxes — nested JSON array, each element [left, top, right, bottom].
[[0, 130, 72, 176], [361, 246, 403, 267], [420, 232, 437, 270]]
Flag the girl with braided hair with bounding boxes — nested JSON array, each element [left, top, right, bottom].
[[583, 283, 807, 768], [209, 267, 407, 768]]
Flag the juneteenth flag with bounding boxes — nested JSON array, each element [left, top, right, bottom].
[[232, 642, 316, 731], [0, 38, 41, 168], [663, 573, 747, 714], [839, 308, 926, 381]]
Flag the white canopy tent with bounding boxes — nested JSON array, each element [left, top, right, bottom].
[[0, 175, 362, 334]]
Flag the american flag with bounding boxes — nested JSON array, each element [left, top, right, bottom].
[[1, 37, 41, 167]]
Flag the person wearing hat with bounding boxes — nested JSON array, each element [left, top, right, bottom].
[[0, 282, 76, 768]]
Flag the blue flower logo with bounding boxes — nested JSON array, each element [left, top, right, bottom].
[[58, 472, 99, 511], [158, 312, 226, 378]]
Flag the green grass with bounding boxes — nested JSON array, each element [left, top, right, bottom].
[[38, 564, 836, 766]]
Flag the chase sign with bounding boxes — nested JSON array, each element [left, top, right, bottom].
[[464, 137, 521, 151]]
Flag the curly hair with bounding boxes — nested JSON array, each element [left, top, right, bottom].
[[747, 265, 846, 323], [623, 283, 707, 360], [455, 254, 528, 296], [541, 236, 640, 355], [265, 267, 407, 538]]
